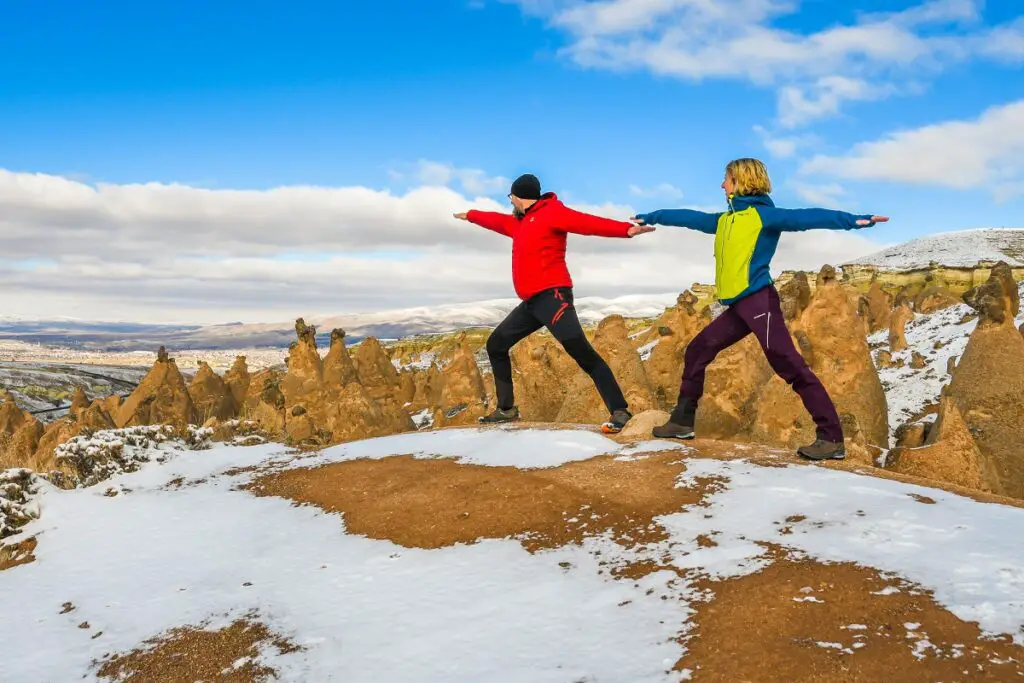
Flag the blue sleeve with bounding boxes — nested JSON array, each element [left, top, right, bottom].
[[757, 206, 874, 232], [633, 208, 719, 235]]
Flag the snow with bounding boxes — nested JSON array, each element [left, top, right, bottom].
[[0, 468, 42, 539], [846, 228, 1024, 270], [870, 281, 1024, 444], [2, 427, 1023, 681], [638, 339, 660, 361], [411, 408, 434, 430], [294, 427, 643, 470], [659, 457, 1024, 643]]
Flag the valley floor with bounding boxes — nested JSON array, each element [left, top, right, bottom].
[[1, 425, 1021, 682]]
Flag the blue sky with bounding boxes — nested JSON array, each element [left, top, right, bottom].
[[1, 0, 1023, 322]]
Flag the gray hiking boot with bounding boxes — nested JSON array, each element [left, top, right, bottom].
[[797, 438, 846, 461], [652, 399, 696, 440], [601, 409, 633, 434], [479, 406, 520, 424]]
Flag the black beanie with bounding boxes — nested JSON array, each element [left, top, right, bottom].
[[510, 173, 541, 200]]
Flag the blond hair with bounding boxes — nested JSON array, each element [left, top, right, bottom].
[[725, 158, 772, 196]]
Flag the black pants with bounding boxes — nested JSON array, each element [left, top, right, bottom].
[[486, 287, 628, 414]]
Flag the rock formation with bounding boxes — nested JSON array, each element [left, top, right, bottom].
[[243, 370, 286, 435], [223, 356, 251, 409], [778, 272, 812, 322], [889, 304, 914, 353], [943, 263, 1024, 499], [749, 266, 889, 451], [889, 397, 997, 491], [322, 329, 359, 387], [115, 347, 199, 430], [914, 286, 961, 314], [188, 362, 238, 423], [433, 336, 488, 427], [860, 280, 893, 334], [509, 334, 578, 422], [352, 337, 402, 403], [645, 292, 704, 410], [0, 393, 43, 470], [262, 320, 414, 445], [69, 387, 89, 416], [556, 315, 657, 424], [693, 335, 773, 440]]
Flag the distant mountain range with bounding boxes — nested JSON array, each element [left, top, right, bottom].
[[4, 228, 1021, 352], [0, 294, 681, 352]]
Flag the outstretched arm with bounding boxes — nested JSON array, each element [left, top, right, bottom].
[[757, 206, 889, 232], [632, 209, 719, 235], [455, 210, 516, 238], [555, 206, 650, 238]]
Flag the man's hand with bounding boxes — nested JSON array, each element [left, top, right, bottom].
[[857, 215, 889, 226], [453, 212, 469, 221], [627, 224, 655, 237]]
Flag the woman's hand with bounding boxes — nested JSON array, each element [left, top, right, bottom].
[[857, 215, 889, 226]]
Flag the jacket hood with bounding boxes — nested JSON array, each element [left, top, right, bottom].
[[728, 193, 775, 212], [524, 192, 560, 215]]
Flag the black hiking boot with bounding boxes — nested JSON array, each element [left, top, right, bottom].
[[479, 406, 520, 424], [601, 409, 633, 434], [652, 399, 696, 440], [797, 438, 846, 461]]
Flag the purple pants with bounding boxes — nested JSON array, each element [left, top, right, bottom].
[[679, 285, 843, 442]]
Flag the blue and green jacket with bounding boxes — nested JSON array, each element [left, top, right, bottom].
[[635, 194, 875, 305]]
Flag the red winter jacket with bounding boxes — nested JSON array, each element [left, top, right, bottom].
[[466, 192, 634, 300]]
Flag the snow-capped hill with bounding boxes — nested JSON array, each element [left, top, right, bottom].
[[846, 228, 1024, 270], [2, 426, 1022, 680], [183, 292, 681, 347]]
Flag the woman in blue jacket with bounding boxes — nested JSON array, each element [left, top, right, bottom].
[[632, 158, 888, 460]]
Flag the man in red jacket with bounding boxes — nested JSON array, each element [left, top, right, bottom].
[[454, 173, 655, 433]]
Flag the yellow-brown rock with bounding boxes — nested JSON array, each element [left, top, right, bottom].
[[69, 387, 89, 416], [509, 334, 578, 422], [888, 304, 914, 353], [410, 363, 446, 414], [188, 361, 238, 423], [115, 347, 199, 430], [778, 272, 812, 322], [435, 336, 488, 427], [0, 394, 43, 470], [861, 280, 893, 333], [223, 356, 251, 409], [353, 336, 402, 403], [694, 335, 773, 440], [323, 328, 359, 387], [274, 320, 413, 445], [645, 291, 704, 410], [944, 262, 1024, 499], [889, 397, 997, 491], [243, 369, 286, 435], [615, 409, 671, 442], [749, 267, 889, 450], [556, 315, 657, 424], [914, 286, 961, 314]]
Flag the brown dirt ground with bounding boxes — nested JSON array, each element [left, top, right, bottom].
[[94, 616, 301, 682], [0, 536, 36, 571], [680, 555, 1023, 682], [247, 449, 725, 552]]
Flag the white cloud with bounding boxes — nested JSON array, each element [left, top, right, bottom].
[[509, 0, 1024, 127], [800, 98, 1024, 196], [628, 182, 684, 200], [777, 76, 895, 129], [790, 182, 848, 209], [391, 160, 510, 196], [752, 125, 819, 158], [0, 168, 878, 324]]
